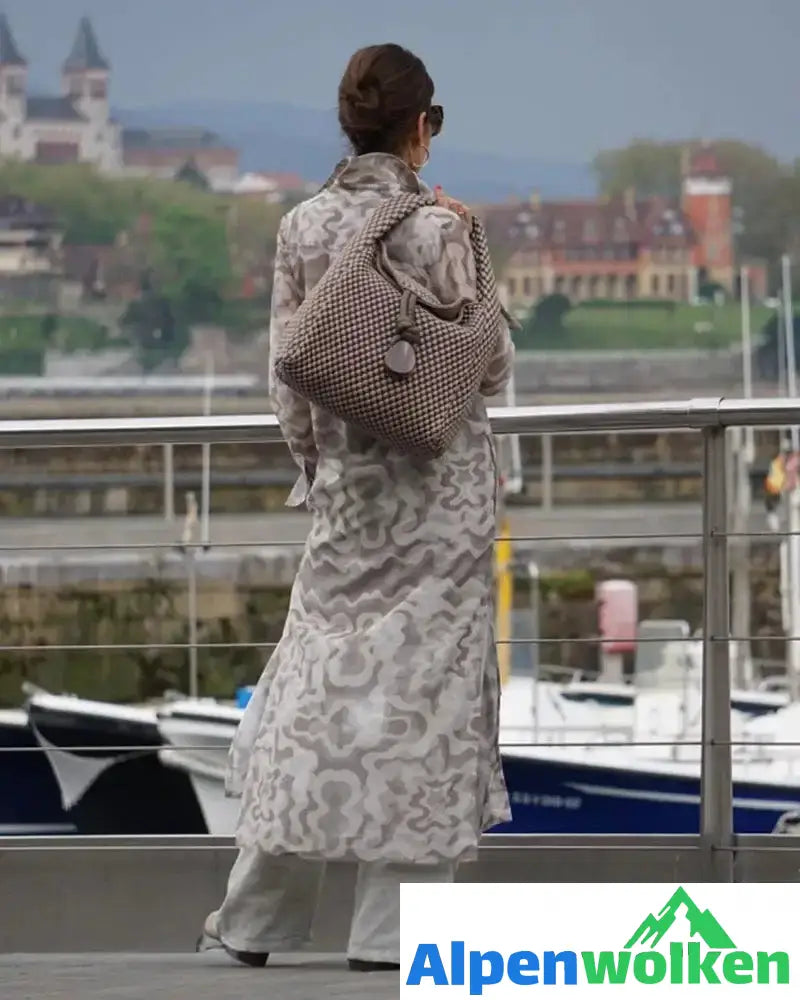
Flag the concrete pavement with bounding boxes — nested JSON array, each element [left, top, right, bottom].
[[0, 503, 771, 556], [0, 953, 397, 999]]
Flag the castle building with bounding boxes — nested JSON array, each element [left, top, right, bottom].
[[0, 14, 238, 187], [0, 15, 122, 170], [483, 146, 739, 310]]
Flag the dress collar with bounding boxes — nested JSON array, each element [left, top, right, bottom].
[[321, 152, 431, 197]]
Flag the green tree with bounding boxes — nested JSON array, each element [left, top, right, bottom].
[[757, 310, 800, 382], [533, 293, 571, 329], [593, 140, 683, 199], [0, 161, 137, 243], [121, 291, 188, 372], [592, 139, 788, 269], [175, 159, 210, 191], [516, 293, 572, 348], [225, 198, 284, 299], [0, 162, 272, 363], [149, 203, 232, 323]]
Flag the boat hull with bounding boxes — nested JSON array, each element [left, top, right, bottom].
[[0, 711, 75, 836], [494, 751, 800, 835], [159, 743, 800, 838], [27, 698, 207, 835]]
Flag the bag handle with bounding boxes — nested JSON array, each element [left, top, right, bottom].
[[316, 162, 521, 332], [359, 192, 436, 243], [355, 192, 521, 331]]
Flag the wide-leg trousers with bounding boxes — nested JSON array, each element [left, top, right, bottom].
[[203, 846, 455, 964]]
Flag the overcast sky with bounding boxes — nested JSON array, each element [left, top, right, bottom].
[[4, 0, 799, 163]]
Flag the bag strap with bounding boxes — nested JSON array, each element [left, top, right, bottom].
[[359, 192, 436, 244], [353, 191, 521, 330]]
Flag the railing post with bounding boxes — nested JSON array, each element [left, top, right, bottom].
[[182, 491, 200, 700], [541, 433, 553, 510], [163, 443, 174, 522], [700, 424, 734, 881]]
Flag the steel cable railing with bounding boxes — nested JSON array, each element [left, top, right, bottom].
[[2, 399, 800, 878]]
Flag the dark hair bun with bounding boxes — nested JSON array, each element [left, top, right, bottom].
[[338, 44, 434, 155], [339, 77, 383, 133]]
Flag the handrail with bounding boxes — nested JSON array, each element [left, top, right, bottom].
[[0, 397, 798, 449]]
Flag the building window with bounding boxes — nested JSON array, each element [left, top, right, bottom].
[[7, 74, 24, 96], [583, 218, 598, 242], [507, 277, 517, 296], [667, 274, 676, 295], [35, 141, 80, 165], [523, 276, 531, 296], [651, 275, 660, 295], [68, 76, 83, 98], [613, 218, 627, 242], [13, 125, 21, 140], [554, 219, 566, 243], [90, 79, 107, 100]]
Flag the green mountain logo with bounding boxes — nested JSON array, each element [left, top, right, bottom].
[[625, 886, 737, 950]]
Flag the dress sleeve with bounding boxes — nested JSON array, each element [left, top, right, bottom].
[[390, 205, 515, 398], [478, 310, 515, 398], [269, 215, 318, 505]]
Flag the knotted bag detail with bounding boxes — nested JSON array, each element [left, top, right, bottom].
[[385, 289, 419, 377]]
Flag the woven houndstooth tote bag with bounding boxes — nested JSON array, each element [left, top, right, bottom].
[[272, 192, 505, 459]]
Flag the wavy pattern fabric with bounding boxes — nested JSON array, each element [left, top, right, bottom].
[[227, 152, 514, 864]]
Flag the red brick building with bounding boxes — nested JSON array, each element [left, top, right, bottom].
[[680, 146, 734, 289], [483, 146, 741, 310]]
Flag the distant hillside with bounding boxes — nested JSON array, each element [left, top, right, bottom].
[[116, 99, 595, 202]]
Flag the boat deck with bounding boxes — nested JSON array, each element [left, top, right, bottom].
[[0, 952, 397, 1000]]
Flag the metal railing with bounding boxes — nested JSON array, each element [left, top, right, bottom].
[[1, 398, 800, 951], [2, 396, 800, 448]]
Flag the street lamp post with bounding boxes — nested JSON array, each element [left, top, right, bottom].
[[780, 255, 800, 699], [730, 266, 753, 689]]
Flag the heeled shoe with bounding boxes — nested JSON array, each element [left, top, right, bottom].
[[348, 958, 400, 972], [221, 944, 270, 968], [196, 928, 269, 968]]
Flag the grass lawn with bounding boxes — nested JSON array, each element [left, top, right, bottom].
[[518, 302, 773, 350], [0, 314, 111, 350], [0, 315, 112, 374]]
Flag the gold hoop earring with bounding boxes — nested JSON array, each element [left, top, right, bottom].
[[414, 145, 430, 171]]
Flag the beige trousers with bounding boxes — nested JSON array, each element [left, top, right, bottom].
[[205, 847, 454, 964]]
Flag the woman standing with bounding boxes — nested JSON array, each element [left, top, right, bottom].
[[198, 42, 514, 972]]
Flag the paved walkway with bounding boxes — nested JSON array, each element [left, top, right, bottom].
[[0, 953, 397, 999], [0, 503, 768, 555]]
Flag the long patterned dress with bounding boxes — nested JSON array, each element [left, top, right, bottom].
[[227, 152, 514, 865]]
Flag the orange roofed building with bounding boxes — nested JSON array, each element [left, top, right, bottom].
[[231, 171, 317, 202], [119, 128, 239, 192], [482, 146, 746, 311]]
